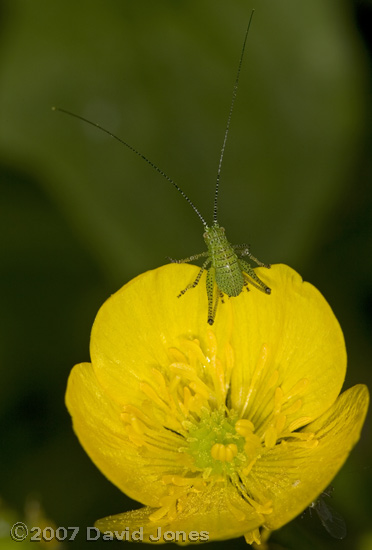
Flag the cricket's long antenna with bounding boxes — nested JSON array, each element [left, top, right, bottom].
[[52, 107, 207, 227], [213, 10, 254, 225]]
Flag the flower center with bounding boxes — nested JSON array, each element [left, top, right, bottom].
[[187, 408, 246, 475], [119, 331, 316, 533]]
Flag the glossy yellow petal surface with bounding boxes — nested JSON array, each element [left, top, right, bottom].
[[249, 384, 369, 530], [229, 264, 347, 429], [66, 362, 171, 505], [89, 263, 231, 406], [95, 482, 265, 543], [66, 263, 368, 543]]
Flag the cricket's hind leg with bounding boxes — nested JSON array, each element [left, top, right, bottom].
[[239, 259, 271, 295], [206, 268, 224, 325]]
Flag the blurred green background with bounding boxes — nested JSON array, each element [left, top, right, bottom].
[[0, 0, 371, 549]]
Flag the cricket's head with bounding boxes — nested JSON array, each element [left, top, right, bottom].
[[203, 223, 227, 249]]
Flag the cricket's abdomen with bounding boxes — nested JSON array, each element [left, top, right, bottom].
[[215, 251, 244, 296], [203, 224, 245, 297]]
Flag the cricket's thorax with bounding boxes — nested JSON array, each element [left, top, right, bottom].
[[203, 224, 245, 297]]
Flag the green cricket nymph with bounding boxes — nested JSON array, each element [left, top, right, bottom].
[[53, 10, 271, 325]]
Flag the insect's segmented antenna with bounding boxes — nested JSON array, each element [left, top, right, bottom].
[[52, 107, 207, 227], [213, 10, 254, 225]]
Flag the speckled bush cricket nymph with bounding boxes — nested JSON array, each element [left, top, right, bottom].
[[53, 11, 271, 325]]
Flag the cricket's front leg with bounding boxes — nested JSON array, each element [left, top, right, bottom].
[[168, 251, 209, 264], [177, 258, 211, 298]]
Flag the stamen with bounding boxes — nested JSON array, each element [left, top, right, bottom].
[[287, 416, 313, 432], [181, 386, 192, 415], [140, 382, 170, 412], [151, 368, 169, 399], [188, 338, 209, 363], [244, 495, 273, 515], [206, 330, 229, 402], [241, 343, 270, 418], [244, 528, 261, 545], [284, 378, 309, 400], [284, 398, 302, 415], [275, 413, 286, 434], [167, 347, 188, 363], [189, 381, 211, 400], [264, 426, 277, 448], [274, 387, 284, 412], [242, 455, 260, 476], [235, 418, 255, 437], [130, 416, 148, 435], [267, 369, 279, 389], [149, 506, 169, 522], [226, 500, 246, 522], [297, 439, 318, 449], [188, 392, 207, 415]]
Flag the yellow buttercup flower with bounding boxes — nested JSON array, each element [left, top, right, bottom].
[[66, 264, 368, 544]]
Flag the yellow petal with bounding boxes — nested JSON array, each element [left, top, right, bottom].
[[65, 362, 169, 505], [90, 264, 233, 406], [229, 264, 346, 429], [95, 483, 265, 543], [247, 384, 369, 530]]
